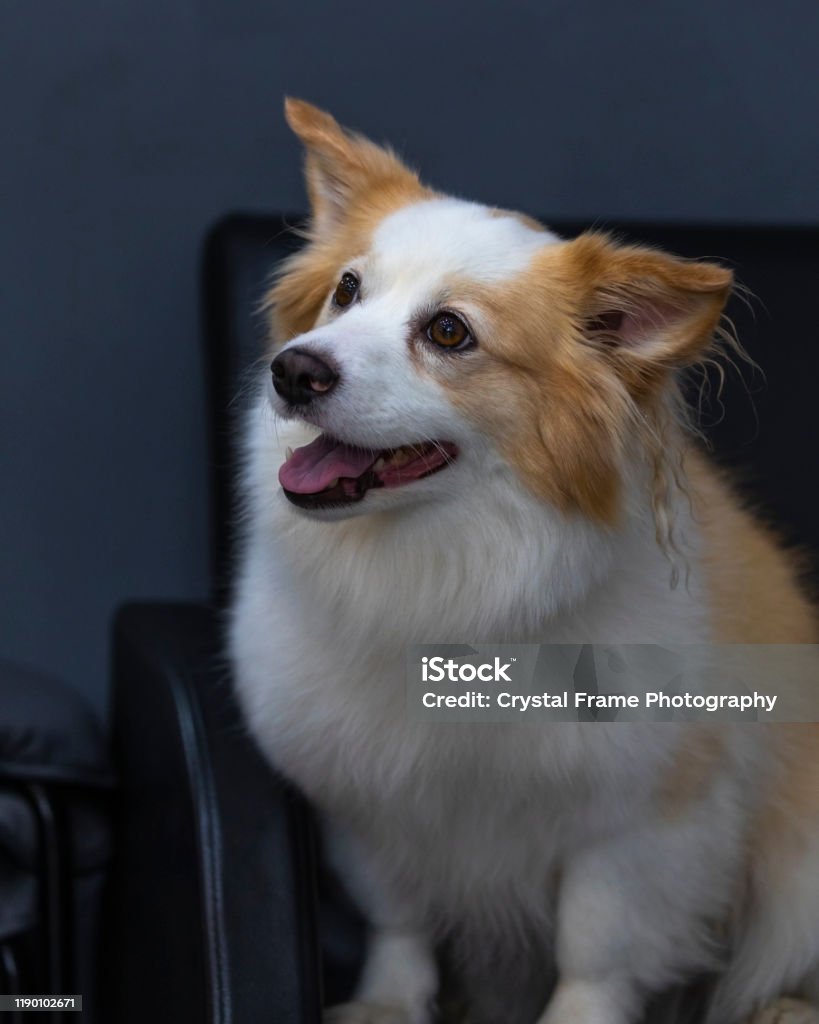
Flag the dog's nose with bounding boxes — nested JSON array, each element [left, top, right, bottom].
[[270, 348, 339, 405]]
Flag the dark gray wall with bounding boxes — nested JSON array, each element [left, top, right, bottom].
[[2, 1, 818, 720]]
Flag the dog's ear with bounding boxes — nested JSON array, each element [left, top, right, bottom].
[[284, 98, 422, 234], [565, 232, 733, 385]]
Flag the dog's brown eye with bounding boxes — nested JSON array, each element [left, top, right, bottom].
[[427, 312, 470, 350], [333, 272, 359, 309]]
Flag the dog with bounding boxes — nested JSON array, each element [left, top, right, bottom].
[[229, 99, 819, 1024]]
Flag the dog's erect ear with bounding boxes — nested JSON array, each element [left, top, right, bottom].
[[565, 232, 733, 378], [284, 98, 422, 234]]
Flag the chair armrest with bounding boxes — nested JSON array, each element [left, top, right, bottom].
[[105, 602, 321, 1024]]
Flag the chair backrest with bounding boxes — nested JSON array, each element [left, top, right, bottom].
[[203, 214, 819, 601]]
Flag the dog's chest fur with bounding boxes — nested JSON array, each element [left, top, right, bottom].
[[234, 581, 672, 935], [230, 415, 712, 936]]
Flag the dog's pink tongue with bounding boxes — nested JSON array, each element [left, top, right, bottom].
[[278, 434, 376, 494]]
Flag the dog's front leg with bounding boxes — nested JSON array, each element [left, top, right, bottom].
[[323, 824, 437, 1024], [537, 815, 729, 1024], [325, 927, 437, 1024]]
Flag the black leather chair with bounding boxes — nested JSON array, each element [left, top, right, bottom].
[[0, 661, 112, 1024], [105, 215, 819, 1024]]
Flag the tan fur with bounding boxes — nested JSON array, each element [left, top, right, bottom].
[[687, 450, 818, 644], [563, 231, 732, 367], [438, 249, 628, 522], [437, 236, 732, 525], [747, 998, 819, 1024], [659, 729, 727, 819], [268, 181, 429, 342], [270, 99, 432, 341], [648, 455, 817, 827]]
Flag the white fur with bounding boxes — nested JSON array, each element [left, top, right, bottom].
[[371, 198, 553, 283], [229, 197, 819, 1024]]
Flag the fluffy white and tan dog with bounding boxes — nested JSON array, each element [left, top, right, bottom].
[[229, 100, 819, 1024]]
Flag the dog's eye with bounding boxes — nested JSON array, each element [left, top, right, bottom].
[[427, 312, 471, 350], [333, 272, 359, 309]]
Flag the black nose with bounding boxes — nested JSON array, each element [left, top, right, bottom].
[[270, 347, 339, 406]]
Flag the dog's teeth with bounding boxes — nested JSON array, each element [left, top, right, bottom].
[[327, 478, 339, 488], [285, 446, 294, 459], [373, 457, 386, 471]]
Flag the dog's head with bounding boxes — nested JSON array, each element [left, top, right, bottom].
[[267, 99, 732, 527]]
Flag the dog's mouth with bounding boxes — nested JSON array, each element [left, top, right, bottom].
[[278, 433, 459, 509]]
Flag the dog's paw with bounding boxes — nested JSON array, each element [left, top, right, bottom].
[[323, 1002, 422, 1024], [746, 998, 819, 1024]]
